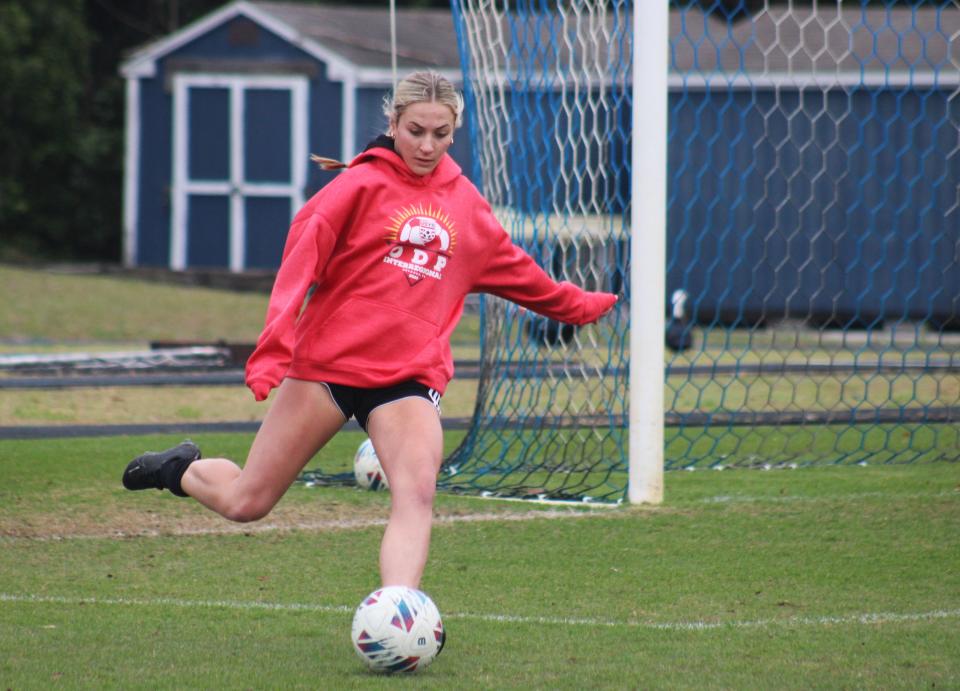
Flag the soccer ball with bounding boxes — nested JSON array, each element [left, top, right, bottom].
[[351, 586, 445, 673], [353, 438, 388, 490]]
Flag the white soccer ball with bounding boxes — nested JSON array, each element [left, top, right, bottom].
[[351, 586, 445, 673], [353, 438, 389, 490]]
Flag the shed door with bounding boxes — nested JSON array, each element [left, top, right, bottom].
[[171, 74, 307, 271]]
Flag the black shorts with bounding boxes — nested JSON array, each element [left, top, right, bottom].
[[322, 380, 441, 431]]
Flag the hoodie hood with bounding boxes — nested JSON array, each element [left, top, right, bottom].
[[348, 136, 462, 187]]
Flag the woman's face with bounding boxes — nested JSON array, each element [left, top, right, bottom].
[[391, 101, 456, 176]]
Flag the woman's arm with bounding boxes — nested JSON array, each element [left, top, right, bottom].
[[244, 210, 341, 400], [472, 214, 617, 325]]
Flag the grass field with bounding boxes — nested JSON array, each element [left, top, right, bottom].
[[2, 265, 959, 687], [1, 435, 958, 688]]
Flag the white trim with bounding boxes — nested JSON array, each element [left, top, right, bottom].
[[290, 78, 307, 213], [318, 382, 348, 421], [168, 72, 305, 88], [229, 86, 245, 271], [366, 395, 442, 423], [170, 73, 308, 271], [238, 3, 357, 81], [171, 77, 190, 270], [341, 71, 358, 163], [120, 0, 372, 83], [121, 1, 249, 78], [122, 78, 140, 267], [177, 180, 232, 196], [349, 66, 463, 88]]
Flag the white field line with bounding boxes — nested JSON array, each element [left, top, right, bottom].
[[698, 489, 959, 505], [1, 593, 958, 632]]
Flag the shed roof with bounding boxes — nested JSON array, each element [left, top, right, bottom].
[[120, 2, 958, 87], [670, 5, 960, 84], [120, 0, 460, 83], [251, 2, 461, 69]]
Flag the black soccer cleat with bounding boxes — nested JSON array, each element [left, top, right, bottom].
[[122, 440, 201, 493]]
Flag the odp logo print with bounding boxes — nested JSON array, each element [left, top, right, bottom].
[[383, 203, 457, 286]]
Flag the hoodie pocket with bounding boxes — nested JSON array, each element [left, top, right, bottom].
[[300, 296, 439, 370]]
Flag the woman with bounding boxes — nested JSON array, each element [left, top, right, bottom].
[[123, 71, 617, 590]]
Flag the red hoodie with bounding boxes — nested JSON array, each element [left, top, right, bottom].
[[245, 146, 617, 401]]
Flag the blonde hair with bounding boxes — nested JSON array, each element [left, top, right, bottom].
[[383, 71, 464, 131], [311, 71, 464, 171]]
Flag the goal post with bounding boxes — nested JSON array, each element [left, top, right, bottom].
[[629, 0, 668, 504]]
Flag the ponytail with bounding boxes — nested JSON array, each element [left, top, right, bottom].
[[310, 154, 347, 171]]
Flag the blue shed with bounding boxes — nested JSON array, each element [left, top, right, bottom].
[[120, 1, 469, 272], [661, 5, 960, 327], [458, 5, 959, 327]]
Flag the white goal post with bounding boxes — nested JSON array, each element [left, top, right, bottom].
[[629, 2, 668, 503]]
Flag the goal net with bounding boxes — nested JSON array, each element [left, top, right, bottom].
[[442, 0, 960, 502], [443, 0, 632, 502], [661, 1, 960, 470]]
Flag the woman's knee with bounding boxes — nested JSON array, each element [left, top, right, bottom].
[[391, 466, 438, 508], [412, 476, 437, 507], [221, 490, 276, 523]]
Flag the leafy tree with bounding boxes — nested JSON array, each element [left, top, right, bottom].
[[0, 0, 107, 260], [0, 0, 226, 262]]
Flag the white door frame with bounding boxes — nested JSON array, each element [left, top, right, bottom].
[[171, 73, 308, 271]]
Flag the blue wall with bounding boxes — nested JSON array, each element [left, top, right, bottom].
[[666, 86, 959, 326], [136, 73, 174, 267], [495, 85, 958, 326]]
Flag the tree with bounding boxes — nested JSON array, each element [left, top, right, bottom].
[[0, 0, 108, 260], [0, 0, 227, 262]]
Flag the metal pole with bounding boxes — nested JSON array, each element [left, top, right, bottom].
[[628, 1, 668, 504]]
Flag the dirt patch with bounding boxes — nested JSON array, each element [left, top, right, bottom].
[[0, 499, 622, 541], [0, 499, 383, 541]]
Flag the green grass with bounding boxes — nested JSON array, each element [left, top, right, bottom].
[[0, 265, 269, 343], [2, 267, 959, 686], [1, 436, 959, 688], [0, 380, 479, 426], [0, 263, 481, 354]]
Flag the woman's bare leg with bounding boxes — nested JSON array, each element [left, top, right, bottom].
[[366, 398, 443, 588], [181, 379, 346, 522]]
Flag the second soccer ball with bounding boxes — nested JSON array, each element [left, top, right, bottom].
[[353, 438, 389, 490]]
